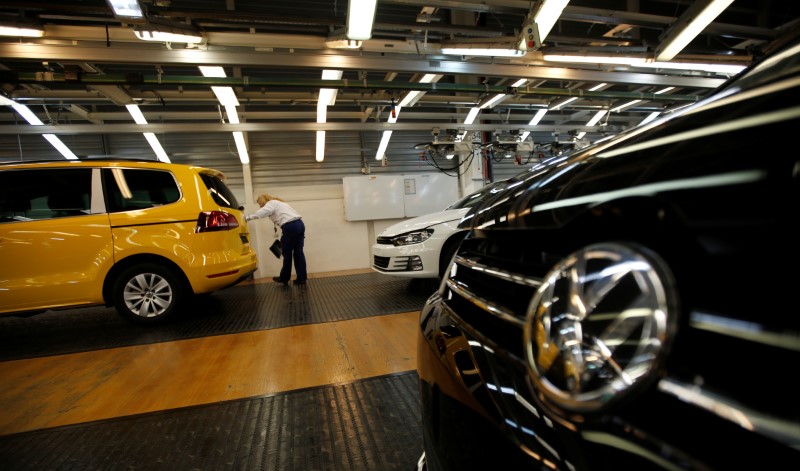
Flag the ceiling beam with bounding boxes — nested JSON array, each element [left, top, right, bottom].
[[0, 122, 623, 134], [0, 43, 727, 89]]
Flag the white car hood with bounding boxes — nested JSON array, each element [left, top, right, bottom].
[[379, 207, 469, 237]]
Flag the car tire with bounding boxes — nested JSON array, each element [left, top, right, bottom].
[[112, 262, 184, 325]]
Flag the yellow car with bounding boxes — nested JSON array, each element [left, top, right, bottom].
[[0, 159, 258, 325]]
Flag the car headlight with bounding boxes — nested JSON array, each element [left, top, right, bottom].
[[392, 229, 433, 246]]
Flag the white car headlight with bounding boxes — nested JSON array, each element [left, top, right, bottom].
[[392, 229, 433, 246]]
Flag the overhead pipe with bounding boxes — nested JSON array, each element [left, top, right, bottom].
[[8, 72, 700, 103]]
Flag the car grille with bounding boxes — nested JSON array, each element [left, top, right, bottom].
[[376, 236, 394, 245], [439, 233, 565, 457], [373, 255, 420, 271], [373, 255, 390, 269], [441, 234, 545, 361]]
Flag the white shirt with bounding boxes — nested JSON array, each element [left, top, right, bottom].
[[246, 200, 302, 227]]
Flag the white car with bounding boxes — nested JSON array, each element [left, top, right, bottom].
[[371, 181, 508, 279]]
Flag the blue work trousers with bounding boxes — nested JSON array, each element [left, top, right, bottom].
[[279, 219, 307, 282]]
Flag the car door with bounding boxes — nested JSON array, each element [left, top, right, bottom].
[[0, 167, 113, 313]]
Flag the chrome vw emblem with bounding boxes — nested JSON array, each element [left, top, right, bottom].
[[524, 242, 675, 412]]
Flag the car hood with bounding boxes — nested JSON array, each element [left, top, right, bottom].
[[378, 208, 469, 237]]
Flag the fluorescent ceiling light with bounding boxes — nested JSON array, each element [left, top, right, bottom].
[[542, 54, 746, 74], [316, 131, 326, 162], [134, 24, 203, 44], [233, 131, 249, 164], [143, 133, 171, 162], [210, 86, 239, 106], [610, 100, 643, 113], [318, 89, 337, 108], [550, 97, 577, 110], [398, 90, 422, 108], [397, 74, 441, 107], [1, 97, 79, 160], [319, 69, 342, 107], [549, 82, 607, 110], [315, 70, 344, 163], [321, 70, 343, 81], [10, 103, 43, 125], [200, 66, 248, 164], [533, 0, 569, 41], [647, 61, 745, 74], [315, 70, 343, 162], [199, 66, 225, 78], [0, 24, 44, 38], [441, 47, 526, 58], [639, 112, 662, 126], [125, 105, 171, 162], [347, 0, 377, 40], [576, 110, 608, 139], [125, 104, 147, 124], [543, 54, 648, 65], [43, 134, 79, 160], [480, 94, 507, 109], [325, 38, 362, 49], [317, 101, 328, 124], [610, 87, 674, 113], [656, 0, 734, 61], [375, 131, 392, 160], [463, 107, 480, 125], [529, 109, 548, 125], [107, 0, 144, 20], [225, 105, 239, 124]]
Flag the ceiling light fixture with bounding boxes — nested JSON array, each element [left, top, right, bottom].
[[316, 70, 343, 162], [374, 105, 402, 161], [463, 108, 481, 126], [125, 104, 170, 162], [609, 87, 674, 113], [347, 0, 377, 40], [325, 38, 363, 49], [575, 110, 608, 140], [655, 0, 734, 62], [519, 0, 570, 51], [199, 66, 248, 164], [199, 67, 239, 106], [440, 45, 526, 58], [375, 130, 392, 161], [542, 53, 746, 74], [106, 0, 144, 21], [639, 112, 662, 126], [0, 96, 79, 159], [0, 21, 44, 38], [397, 74, 440, 107], [478, 79, 528, 110], [134, 23, 202, 44], [533, 0, 570, 41], [549, 82, 607, 110], [520, 108, 549, 141]]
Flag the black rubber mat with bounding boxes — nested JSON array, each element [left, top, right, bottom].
[[0, 372, 423, 471], [0, 273, 440, 362]]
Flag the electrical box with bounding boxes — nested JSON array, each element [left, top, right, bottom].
[[519, 16, 542, 52]]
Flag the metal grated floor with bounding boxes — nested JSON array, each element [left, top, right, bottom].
[[0, 372, 423, 471], [0, 273, 439, 362]]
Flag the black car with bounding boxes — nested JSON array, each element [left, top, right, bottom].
[[417, 34, 800, 470]]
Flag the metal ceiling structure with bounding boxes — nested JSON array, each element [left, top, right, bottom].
[[0, 0, 798, 162]]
